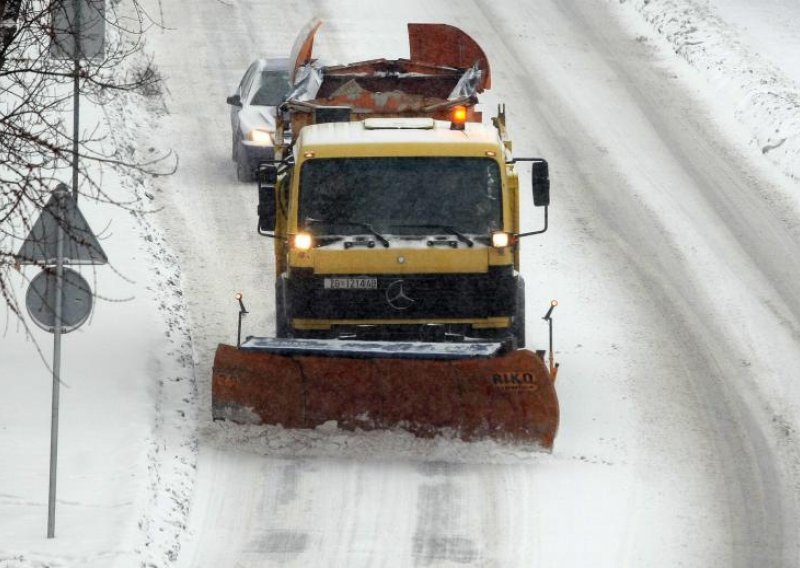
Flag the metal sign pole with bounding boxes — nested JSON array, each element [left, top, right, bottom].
[[71, 0, 82, 201], [71, 61, 80, 201], [47, 192, 65, 539]]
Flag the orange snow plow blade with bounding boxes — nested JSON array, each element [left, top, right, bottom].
[[212, 339, 559, 449]]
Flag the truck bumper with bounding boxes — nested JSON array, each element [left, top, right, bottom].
[[281, 267, 519, 340]]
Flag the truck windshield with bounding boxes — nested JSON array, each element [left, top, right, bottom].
[[298, 157, 502, 236]]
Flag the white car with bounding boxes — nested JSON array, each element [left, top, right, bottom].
[[227, 58, 290, 182]]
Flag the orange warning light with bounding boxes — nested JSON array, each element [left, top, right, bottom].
[[450, 105, 467, 130]]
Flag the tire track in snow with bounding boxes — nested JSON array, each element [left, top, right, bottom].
[[412, 464, 479, 566]]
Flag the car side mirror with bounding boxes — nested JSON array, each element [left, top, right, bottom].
[[226, 94, 242, 107], [531, 160, 550, 207]]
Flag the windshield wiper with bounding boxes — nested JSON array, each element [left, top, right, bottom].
[[305, 218, 390, 248], [313, 235, 344, 247], [389, 223, 474, 247]]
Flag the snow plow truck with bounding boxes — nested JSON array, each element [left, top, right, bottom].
[[212, 20, 560, 449]]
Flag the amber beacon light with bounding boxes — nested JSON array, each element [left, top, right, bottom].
[[450, 105, 467, 130]]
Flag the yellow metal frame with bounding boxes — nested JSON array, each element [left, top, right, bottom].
[[292, 316, 512, 331], [290, 246, 511, 274]]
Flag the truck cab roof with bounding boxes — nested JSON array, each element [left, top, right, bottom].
[[296, 119, 504, 157]]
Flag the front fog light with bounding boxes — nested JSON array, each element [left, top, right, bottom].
[[491, 231, 510, 248]]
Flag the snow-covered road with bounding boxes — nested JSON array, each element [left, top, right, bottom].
[[146, 0, 800, 566], [5, 0, 800, 566]]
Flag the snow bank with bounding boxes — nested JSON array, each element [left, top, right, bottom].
[[620, 0, 800, 180], [0, 30, 197, 568]]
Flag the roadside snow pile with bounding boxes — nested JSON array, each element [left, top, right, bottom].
[[620, 0, 800, 180], [100, 51, 199, 568]]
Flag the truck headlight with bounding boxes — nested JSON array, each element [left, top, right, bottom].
[[293, 232, 314, 250], [247, 129, 273, 145], [491, 231, 510, 248]]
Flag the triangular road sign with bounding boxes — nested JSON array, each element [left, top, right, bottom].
[[17, 184, 108, 265]]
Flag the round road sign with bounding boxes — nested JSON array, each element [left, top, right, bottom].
[[25, 268, 93, 333]]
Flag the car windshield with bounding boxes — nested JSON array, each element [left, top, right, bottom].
[[298, 157, 503, 236], [250, 70, 289, 106]]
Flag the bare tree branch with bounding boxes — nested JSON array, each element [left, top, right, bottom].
[[1, 0, 170, 334]]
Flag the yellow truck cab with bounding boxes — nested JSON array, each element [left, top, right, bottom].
[[258, 112, 549, 346]]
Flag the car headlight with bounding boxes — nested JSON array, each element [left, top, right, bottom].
[[247, 129, 273, 145]]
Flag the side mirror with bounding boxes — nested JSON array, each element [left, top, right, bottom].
[[226, 94, 242, 107], [257, 163, 278, 232], [257, 183, 276, 232], [531, 160, 550, 207]]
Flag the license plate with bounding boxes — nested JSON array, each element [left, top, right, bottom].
[[324, 277, 378, 290]]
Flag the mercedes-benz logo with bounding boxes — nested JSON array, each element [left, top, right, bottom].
[[385, 279, 415, 311]]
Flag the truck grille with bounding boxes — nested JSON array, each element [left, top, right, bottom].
[[286, 267, 517, 320]]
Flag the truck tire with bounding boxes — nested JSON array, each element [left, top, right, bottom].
[[513, 278, 526, 349]]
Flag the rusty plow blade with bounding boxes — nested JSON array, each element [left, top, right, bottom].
[[212, 338, 559, 449]]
